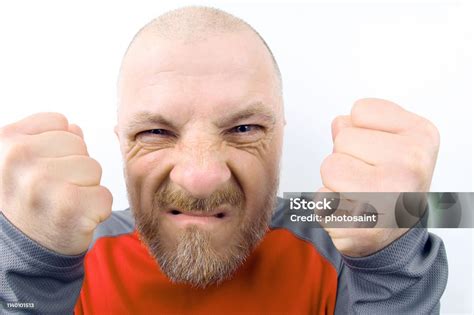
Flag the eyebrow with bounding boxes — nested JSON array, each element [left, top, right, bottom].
[[124, 102, 276, 135], [215, 102, 276, 128], [124, 111, 178, 136]]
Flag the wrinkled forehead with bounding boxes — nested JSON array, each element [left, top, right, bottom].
[[117, 30, 282, 123]]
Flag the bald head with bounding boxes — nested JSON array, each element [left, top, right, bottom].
[[118, 6, 282, 95], [133, 6, 255, 41]]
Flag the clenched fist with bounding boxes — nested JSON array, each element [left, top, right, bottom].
[[0, 113, 112, 255], [320, 98, 440, 257]]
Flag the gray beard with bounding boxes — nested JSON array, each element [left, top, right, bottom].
[[132, 189, 277, 288]]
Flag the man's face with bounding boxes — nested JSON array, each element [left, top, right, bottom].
[[116, 30, 284, 287]]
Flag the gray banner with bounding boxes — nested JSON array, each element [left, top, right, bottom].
[[281, 192, 474, 228]]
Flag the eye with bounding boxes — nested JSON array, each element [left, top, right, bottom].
[[225, 124, 265, 144], [230, 125, 261, 134], [145, 129, 173, 136], [136, 129, 176, 143]]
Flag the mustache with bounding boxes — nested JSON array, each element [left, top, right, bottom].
[[153, 181, 245, 213]]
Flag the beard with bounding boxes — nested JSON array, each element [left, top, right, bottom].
[[130, 178, 278, 288]]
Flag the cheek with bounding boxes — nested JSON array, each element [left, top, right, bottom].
[[125, 150, 173, 210], [227, 143, 281, 212]]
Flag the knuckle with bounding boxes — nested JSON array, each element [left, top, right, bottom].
[[331, 116, 340, 130], [404, 144, 432, 178], [421, 119, 440, 147], [60, 182, 80, 203], [77, 156, 102, 181], [27, 164, 49, 186], [2, 141, 29, 165], [55, 183, 80, 216], [88, 158, 103, 178], [99, 186, 113, 206], [387, 163, 427, 192], [65, 134, 88, 155], [45, 112, 69, 128], [0, 125, 12, 138], [331, 116, 346, 133], [23, 172, 49, 209], [333, 127, 350, 150], [403, 168, 426, 191], [78, 139, 89, 155], [320, 154, 337, 179], [350, 99, 370, 123], [0, 119, 27, 137], [96, 186, 113, 221], [351, 98, 365, 112]]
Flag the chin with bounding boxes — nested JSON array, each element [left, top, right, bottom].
[[135, 207, 272, 288]]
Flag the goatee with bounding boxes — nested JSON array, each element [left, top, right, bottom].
[[132, 180, 277, 287]]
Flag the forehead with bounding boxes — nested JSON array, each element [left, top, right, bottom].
[[118, 30, 280, 122]]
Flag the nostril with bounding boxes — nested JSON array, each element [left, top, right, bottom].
[[170, 210, 181, 215]]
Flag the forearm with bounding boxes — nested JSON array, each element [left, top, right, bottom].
[[0, 212, 85, 315], [335, 227, 448, 314]]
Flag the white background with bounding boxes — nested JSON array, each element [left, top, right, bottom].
[[0, 1, 472, 313]]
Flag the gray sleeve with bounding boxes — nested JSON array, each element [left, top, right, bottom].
[[335, 227, 448, 315], [271, 197, 448, 314], [0, 212, 84, 315]]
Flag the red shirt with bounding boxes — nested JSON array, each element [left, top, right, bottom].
[[75, 228, 337, 315]]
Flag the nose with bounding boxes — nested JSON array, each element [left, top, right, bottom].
[[169, 152, 231, 199]]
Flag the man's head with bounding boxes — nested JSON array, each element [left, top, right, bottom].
[[115, 6, 285, 287]]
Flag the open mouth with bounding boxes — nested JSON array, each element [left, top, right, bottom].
[[165, 209, 229, 227]]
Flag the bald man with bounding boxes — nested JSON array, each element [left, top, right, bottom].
[[0, 6, 447, 315]]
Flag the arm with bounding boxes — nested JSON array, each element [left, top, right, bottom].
[[0, 213, 85, 315], [335, 227, 448, 314], [319, 99, 447, 312], [0, 113, 112, 314], [272, 197, 448, 314]]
